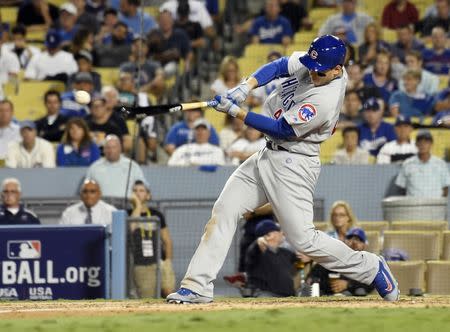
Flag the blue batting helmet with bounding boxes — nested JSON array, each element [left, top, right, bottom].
[[299, 35, 346, 72]]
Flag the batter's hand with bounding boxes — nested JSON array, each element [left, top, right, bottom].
[[226, 82, 251, 105], [213, 95, 240, 117]]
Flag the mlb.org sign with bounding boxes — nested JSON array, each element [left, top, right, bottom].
[[0, 226, 106, 300]]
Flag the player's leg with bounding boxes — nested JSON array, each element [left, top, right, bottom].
[[258, 150, 398, 300], [168, 153, 268, 302]]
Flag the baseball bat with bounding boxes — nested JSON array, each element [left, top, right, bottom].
[[120, 100, 219, 118]]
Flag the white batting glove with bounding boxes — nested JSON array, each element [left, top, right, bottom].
[[226, 82, 251, 105], [213, 95, 240, 117]]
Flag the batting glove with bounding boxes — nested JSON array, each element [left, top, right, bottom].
[[213, 95, 240, 117], [226, 82, 251, 105]]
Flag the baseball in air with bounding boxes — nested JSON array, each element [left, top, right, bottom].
[[75, 90, 91, 105]]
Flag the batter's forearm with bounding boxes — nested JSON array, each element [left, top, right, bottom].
[[250, 57, 290, 87]]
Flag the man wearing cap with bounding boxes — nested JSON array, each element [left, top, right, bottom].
[[306, 228, 375, 296], [244, 219, 298, 297], [358, 97, 397, 157], [24, 30, 78, 82], [168, 118, 225, 166], [377, 115, 417, 164], [54, 2, 80, 44], [5, 120, 55, 168], [395, 131, 450, 198], [69, 50, 102, 93], [61, 72, 94, 118]]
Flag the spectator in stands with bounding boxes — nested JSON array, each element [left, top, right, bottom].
[[0, 100, 20, 163], [399, 51, 439, 96], [86, 94, 131, 153], [278, 0, 312, 33], [71, 0, 99, 34], [168, 118, 225, 166], [57, 117, 100, 166], [391, 24, 425, 63], [119, 0, 157, 34], [377, 115, 417, 164], [86, 134, 146, 197], [339, 90, 364, 128], [164, 105, 219, 155], [95, 7, 120, 44], [332, 26, 356, 64], [307, 228, 374, 296], [116, 71, 151, 115], [35, 90, 68, 142], [174, 1, 206, 50], [346, 62, 364, 91], [358, 98, 397, 157], [327, 200, 357, 241], [54, 2, 80, 46], [332, 126, 370, 165], [210, 56, 241, 97], [219, 116, 245, 150], [422, 26, 450, 75], [418, 0, 449, 37], [60, 179, 116, 224], [358, 23, 391, 67], [129, 180, 176, 298], [248, 0, 293, 46], [0, 178, 40, 225], [147, 10, 193, 76], [61, 72, 94, 118], [94, 21, 132, 67], [6, 120, 56, 168], [382, 0, 419, 30], [395, 131, 450, 198], [362, 51, 398, 106], [244, 219, 297, 297], [68, 50, 101, 93], [0, 32, 20, 101], [17, 0, 59, 32], [432, 80, 450, 126], [226, 126, 265, 165], [319, 0, 373, 46], [120, 36, 165, 100], [389, 70, 435, 118], [70, 27, 94, 55], [424, 0, 450, 18], [1, 25, 41, 69], [24, 30, 78, 82]]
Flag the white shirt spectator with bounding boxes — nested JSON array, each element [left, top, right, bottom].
[[0, 49, 21, 99], [226, 137, 266, 165], [0, 122, 20, 159], [377, 140, 418, 164], [60, 200, 117, 225], [332, 148, 370, 165], [319, 12, 373, 46], [219, 127, 238, 150], [2, 43, 41, 69], [160, 0, 213, 29], [168, 143, 225, 166], [5, 137, 56, 168], [24, 50, 78, 80]]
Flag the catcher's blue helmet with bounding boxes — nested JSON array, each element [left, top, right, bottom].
[[299, 34, 346, 72]]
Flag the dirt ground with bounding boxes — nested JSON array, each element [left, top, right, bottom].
[[1, 296, 450, 319]]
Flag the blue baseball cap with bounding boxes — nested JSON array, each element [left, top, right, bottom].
[[45, 30, 61, 49], [362, 97, 380, 111], [255, 219, 280, 237], [20, 120, 36, 130], [395, 115, 412, 126], [346, 228, 367, 244]]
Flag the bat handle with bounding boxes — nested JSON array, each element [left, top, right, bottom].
[[207, 100, 219, 108]]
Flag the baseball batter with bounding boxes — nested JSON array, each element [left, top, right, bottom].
[[167, 35, 399, 303]]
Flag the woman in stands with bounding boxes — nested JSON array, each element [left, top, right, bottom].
[[56, 117, 100, 166], [210, 56, 242, 96], [327, 201, 358, 242], [358, 23, 391, 67]]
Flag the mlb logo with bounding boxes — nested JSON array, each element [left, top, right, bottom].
[[298, 104, 317, 122], [7, 240, 41, 259]]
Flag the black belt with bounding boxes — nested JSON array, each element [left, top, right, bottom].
[[266, 141, 289, 152]]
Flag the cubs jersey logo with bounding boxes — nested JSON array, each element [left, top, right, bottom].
[[310, 50, 318, 59], [298, 104, 317, 122]]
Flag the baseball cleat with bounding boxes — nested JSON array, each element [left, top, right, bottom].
[[372, 256, 400, 301], [166, 288, 213, 304]]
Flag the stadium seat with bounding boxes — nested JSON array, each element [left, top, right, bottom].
[[383, 231, 441, 261], [319, 129, 343, 164], [237, 57, 263, 78], [243, 44, 285, 61], [438, 75, 448, 90], [94, 67, 119, 87], [382, 29, 397, 43], [426, 261, 450, 295], [308, 7, 337, 23], [366, 231, 381, 254], [387, 261, 426, 295], [143, 6, 160, 18], [443, 231, 450, 260], [286, 43, 310, 55], [358, 221, 390, 233], [391, 221, 448, 232], [204, 107, 226, 132], [313, 221, 329, 232], [26, 30, 46, 42], [293, 31, 318, 44], [48, 0, 66, 5], [0, 7, 18, 24]]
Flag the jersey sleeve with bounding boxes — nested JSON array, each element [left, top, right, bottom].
[[287, 51, 307, 75]]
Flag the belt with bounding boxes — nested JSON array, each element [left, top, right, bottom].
[[266, 141, 289, 152]]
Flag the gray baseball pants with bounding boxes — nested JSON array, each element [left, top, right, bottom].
[[181, 148, 379, 297]]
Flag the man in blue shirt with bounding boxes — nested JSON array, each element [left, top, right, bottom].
[[432, 84, 450, 125], [164, 107, 219, 156], [119, 0, 157, 34], [358, 98, 396, 157], [422, 26, 450, 75], [249, 0, 293, 46]]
